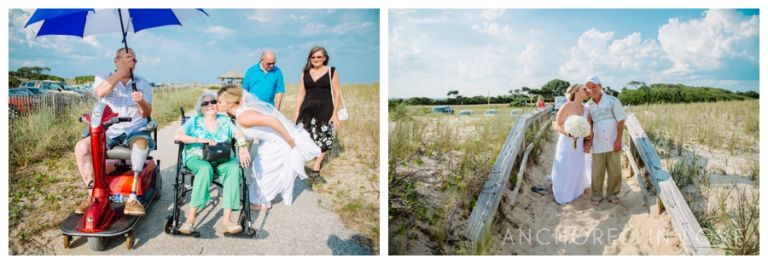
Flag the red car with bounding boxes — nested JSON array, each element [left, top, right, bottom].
[[9, 88, 39, 118]]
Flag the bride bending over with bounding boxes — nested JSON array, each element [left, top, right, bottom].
[[217, 86, 321, 211]]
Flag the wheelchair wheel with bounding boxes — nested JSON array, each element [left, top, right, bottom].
[[153, 165, 162, 200], [164, 215, 174, 234]]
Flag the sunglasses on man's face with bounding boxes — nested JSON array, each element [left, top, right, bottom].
[[201, 100, 218, 107]]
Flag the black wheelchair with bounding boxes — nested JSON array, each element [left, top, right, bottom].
[[163, 107, 255, 237]]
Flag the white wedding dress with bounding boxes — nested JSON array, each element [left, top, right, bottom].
[[551, 104, 592, 205], [235, 92, 321, 207]]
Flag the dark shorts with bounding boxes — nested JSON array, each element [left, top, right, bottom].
[[107, 131, 156, 150]]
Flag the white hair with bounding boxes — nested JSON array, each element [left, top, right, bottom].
[[194, 91, 218, 116]]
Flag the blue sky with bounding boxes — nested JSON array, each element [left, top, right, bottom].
[[9, 9, 380, 85], [390, 9, 759, 98]]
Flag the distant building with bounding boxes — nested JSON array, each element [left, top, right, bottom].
[[218, 70, 244, 87]]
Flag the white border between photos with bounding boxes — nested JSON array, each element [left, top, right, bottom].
[[1, 0, 767, 262]]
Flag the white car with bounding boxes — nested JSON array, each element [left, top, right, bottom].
[[458, 110, 475, 116], [484, 109, 498, 116]]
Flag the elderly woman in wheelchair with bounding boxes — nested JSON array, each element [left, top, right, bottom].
[[172, 91, 250, 235]]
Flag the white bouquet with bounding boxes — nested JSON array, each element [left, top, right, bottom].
[[564, 115, 591, 149]]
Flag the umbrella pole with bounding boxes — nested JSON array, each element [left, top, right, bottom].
[[118, 8, 137, 92]]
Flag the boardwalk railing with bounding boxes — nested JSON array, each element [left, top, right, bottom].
[[466, 106, 552, 249], [624, 114, 716, 255]]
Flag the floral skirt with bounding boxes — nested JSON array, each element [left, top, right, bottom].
[[298, 117, 333, 152]]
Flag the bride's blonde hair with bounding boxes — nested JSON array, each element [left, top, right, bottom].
[[565, 83, 583, 102], [217, 85, 244, 105]]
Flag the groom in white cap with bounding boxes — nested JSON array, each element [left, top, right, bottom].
[[584, 75, 626, 206]]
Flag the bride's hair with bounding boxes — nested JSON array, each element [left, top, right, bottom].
[[217, 85, 244, 105], [565, 83, 582, 102]]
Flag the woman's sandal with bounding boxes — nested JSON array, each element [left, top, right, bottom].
[[591, 200, 602, 206], [179, 222, 194, 235], [609, 198, 620, 204], [219, 221, 243, 234]]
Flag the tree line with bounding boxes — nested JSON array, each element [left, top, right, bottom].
[[389, 79, 757, 107], [9, 66, 94, 88]]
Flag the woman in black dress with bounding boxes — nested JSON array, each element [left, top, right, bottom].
[[294, 46, 341, 180]]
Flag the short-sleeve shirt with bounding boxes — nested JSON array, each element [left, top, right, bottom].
[[242, 64, 285, 106], [586, 94, 627, 154], [180, 113, 236, 162], [94, 72, 153, 139]]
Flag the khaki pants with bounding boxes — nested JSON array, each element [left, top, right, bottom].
[[591, 151, 622, 201]]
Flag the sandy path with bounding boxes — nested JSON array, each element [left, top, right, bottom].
[[33, 121, 373, 255], [492, 132, 685, 255]]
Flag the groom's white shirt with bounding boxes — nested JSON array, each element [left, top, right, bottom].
[[587, 94, 626, 154]]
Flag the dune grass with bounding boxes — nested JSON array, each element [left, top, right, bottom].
[[388, 104, 535, 254], [631, 100, 759, 255]]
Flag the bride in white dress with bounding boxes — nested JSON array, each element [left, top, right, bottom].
[[551, 83, 592, 205], [217, 86, 321, 210]]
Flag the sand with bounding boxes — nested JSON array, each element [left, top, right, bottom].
[[492, 131, 686, 255]]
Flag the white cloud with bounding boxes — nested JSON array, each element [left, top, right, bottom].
[[658, 9, 758, 74], [517, 42, 540, 76], [290, 14, 311, 21], [559, 28, 665, 82], [389, 26, 423, 60], [299, 23, 328, 36], [472, 22, 515, 41], [332, 21, 372, 34], [246, 10, 271, 23], [481, 9, 505, 21], [205, 25, 235, 38]]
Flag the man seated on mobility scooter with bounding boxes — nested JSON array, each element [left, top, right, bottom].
[[74, 47, 155, 216]]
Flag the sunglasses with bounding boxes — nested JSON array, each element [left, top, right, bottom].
[[311, 55, 325, 59], [263, 61, 276, 66], [201, 99, 217, 107]]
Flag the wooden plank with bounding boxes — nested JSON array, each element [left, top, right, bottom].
[[624, 114, 715, 255], [623, 144, 650, 211], [508, 116, 553, 207], [466, 106, 552, 247]]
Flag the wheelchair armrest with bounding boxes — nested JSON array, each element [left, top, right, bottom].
[[142, 119, 158, 132], [175, 140, 184, 145]]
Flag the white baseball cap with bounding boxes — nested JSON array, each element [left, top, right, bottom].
[[585, 75, 601, 85]]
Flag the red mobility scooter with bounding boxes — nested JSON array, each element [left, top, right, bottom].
[[60, 102, 161, 251]]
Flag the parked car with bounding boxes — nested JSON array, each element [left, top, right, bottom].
[[484, 109, 498, 116], [64, 85, 89, 96], [24, 87, 45, 97], [431, 105, 454, 115], [458, 109, 475, 116], [9, 88, 39, 118], [19, 80, 80, 96]]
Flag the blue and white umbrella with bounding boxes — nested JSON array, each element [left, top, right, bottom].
[[25, 8, 209, 90]]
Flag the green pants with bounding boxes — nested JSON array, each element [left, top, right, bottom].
[[185, 157, 242, 210], [591, 151, 622, 201]]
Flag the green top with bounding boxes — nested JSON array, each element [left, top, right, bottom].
[[181, 113, 236, 162]]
